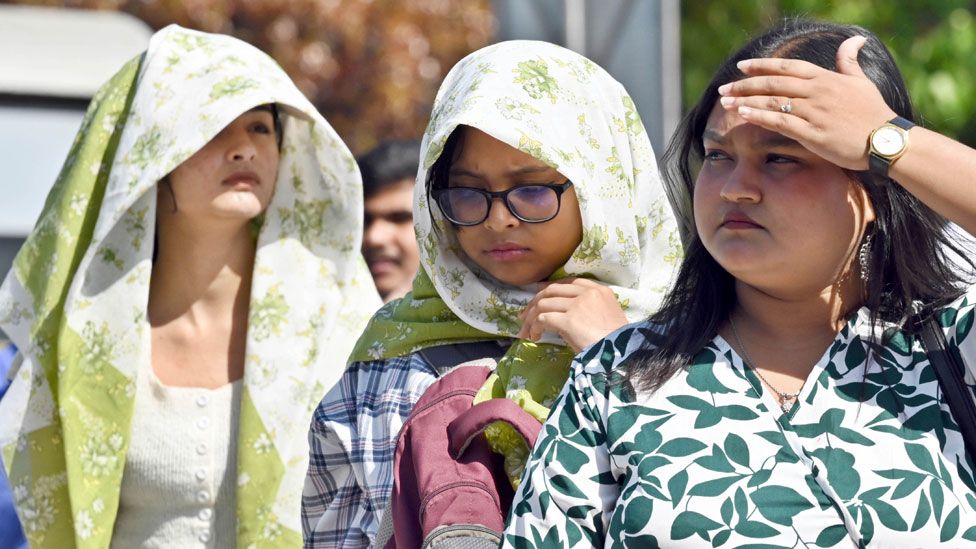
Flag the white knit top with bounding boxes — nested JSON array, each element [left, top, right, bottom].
[[111, 366, 242, 548]]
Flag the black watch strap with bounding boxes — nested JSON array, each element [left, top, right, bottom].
[[868, 150, 890, 178], [889, 116, 915, 131]]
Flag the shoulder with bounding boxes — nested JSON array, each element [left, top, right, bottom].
[[310, 352, 438, 437], [566, 320, 666, 404], [932, 285, 976, 359], [576, 320, 666, 376]]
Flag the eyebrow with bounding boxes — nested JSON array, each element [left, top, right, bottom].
[[702, 128, 803, 149], [448, 165, 554, 178]]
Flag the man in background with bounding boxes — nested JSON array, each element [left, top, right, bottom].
[[359, 140, 421, 302]]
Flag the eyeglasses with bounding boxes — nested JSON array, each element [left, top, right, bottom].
[[431, 181, 573, 226]]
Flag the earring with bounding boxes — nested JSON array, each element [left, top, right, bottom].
[[858, 232, 873, 286]]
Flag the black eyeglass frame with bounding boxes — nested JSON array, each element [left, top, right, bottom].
[[431, 180, 574, 227]]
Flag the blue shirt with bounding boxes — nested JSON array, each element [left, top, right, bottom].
[[0, 341, 27, 549], [302, 353, 437, 548]]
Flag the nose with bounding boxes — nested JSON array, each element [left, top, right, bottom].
[[363, 220, 393, 249], [481, 196, 519, 231], [719, 162, 761, 203], [225, 126, 257, 162]]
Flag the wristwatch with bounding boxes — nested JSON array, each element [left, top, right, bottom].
[[868, 116, 915, 178]]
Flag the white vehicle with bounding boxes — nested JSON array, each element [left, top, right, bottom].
[[0, 5, 152, 281]]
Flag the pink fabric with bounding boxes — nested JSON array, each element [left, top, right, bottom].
[[386, 366, 541, 548], [448, 399, 541, 459]]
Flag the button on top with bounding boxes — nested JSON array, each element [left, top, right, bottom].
[[196, 417, 210, 430], [197, 490, 210, 503], [199, 531, 211, 542], [196, 443, 208, 455], [195, 394, 209, 407], [198, 508, 213, 521], [195, 468, 207, 482]]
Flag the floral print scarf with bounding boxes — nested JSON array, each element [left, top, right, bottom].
[[0, 26, 379, 547], [349, 40, 681, 484]]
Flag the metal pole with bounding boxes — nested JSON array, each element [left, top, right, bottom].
[[660, 0, 682, 145], [564, 0, 586, 54]]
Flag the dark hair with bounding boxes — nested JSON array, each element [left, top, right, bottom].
[[423, 127, 467, 230], [252, 103, 284, 149], [628, 18, 974, 392], [359, 139, 422, 199]]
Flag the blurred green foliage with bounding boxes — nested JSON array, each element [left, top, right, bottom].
[[682, 1, 976, 145]]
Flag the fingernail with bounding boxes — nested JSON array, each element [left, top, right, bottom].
[[736, 59, 751, 70], [720, 96, 735, 107], [738, 106, 753, 115], [717, 83, 732, 95]]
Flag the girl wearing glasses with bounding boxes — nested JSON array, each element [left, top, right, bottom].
[[302, 40, 680, 546]]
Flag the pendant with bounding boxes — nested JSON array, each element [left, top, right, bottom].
[[780, 396, 796, 414]]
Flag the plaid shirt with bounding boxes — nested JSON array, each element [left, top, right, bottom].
[[302, 352, 437, 548]]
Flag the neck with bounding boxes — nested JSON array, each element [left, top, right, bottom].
[[149, 215, 256, 327], [731, 270, 863, 354]]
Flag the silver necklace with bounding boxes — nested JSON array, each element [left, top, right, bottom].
[[728, 315, 801, 414]]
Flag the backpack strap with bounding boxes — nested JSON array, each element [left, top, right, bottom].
[[417, 340, 510, 376], [919, 316, 976, 459], [447, 398, 543, 459]]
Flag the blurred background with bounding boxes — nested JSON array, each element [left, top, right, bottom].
[[1, 0, 974, 284]]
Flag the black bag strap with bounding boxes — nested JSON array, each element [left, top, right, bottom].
[[417, 340, 510, 376], [919, 317, 976, 459]]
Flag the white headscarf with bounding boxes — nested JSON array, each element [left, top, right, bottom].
[[415, 40, 681, 338], [0, 25, 379, 547]]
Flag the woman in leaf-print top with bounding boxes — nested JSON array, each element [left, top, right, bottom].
[[504, 19, 976, 548]]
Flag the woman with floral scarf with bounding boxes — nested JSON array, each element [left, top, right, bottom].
[[301, 40, 680, 547], [0, 26, 379, 547]]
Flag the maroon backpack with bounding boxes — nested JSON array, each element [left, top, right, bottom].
[[378, 343, 543, 548]]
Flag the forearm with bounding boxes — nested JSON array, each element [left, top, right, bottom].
[[889, 127, 976, 236]]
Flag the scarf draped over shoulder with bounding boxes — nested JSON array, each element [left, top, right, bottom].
[[0, 25, 379, 547], [349, 40, 681, 484]]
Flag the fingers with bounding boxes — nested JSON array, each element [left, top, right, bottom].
[[718, 75, 810, 99], [536, 277, 602, 292], [836, 35, 868, 78], [734, 106, 811, 142], [516, 278, 623, 350], [520, 278, 601, 316], [735, 57, 822, 78], [516, 296, 573, 339], [719, 95, 797, 115], [523, 312, 581, 351]]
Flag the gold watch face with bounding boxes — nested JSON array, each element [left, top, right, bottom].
[[871, 126, 907, 157]]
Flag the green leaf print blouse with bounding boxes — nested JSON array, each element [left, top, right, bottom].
[[503, 288, 976, 548]]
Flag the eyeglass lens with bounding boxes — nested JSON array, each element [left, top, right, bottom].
[[439, 185, 561, 224]]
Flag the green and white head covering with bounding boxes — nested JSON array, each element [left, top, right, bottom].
[[0, 25, 379, 547], [417, 39, 680, 332], [349, 40, 681, 483]]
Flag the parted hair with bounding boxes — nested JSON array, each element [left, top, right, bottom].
[[627, 18, 974, 392]]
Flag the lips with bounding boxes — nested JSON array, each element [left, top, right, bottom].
[[222, 170, 260, 187], [485, 242, 531, 261], [366, 255, 401, 275], [720, 210, 763, 230]]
